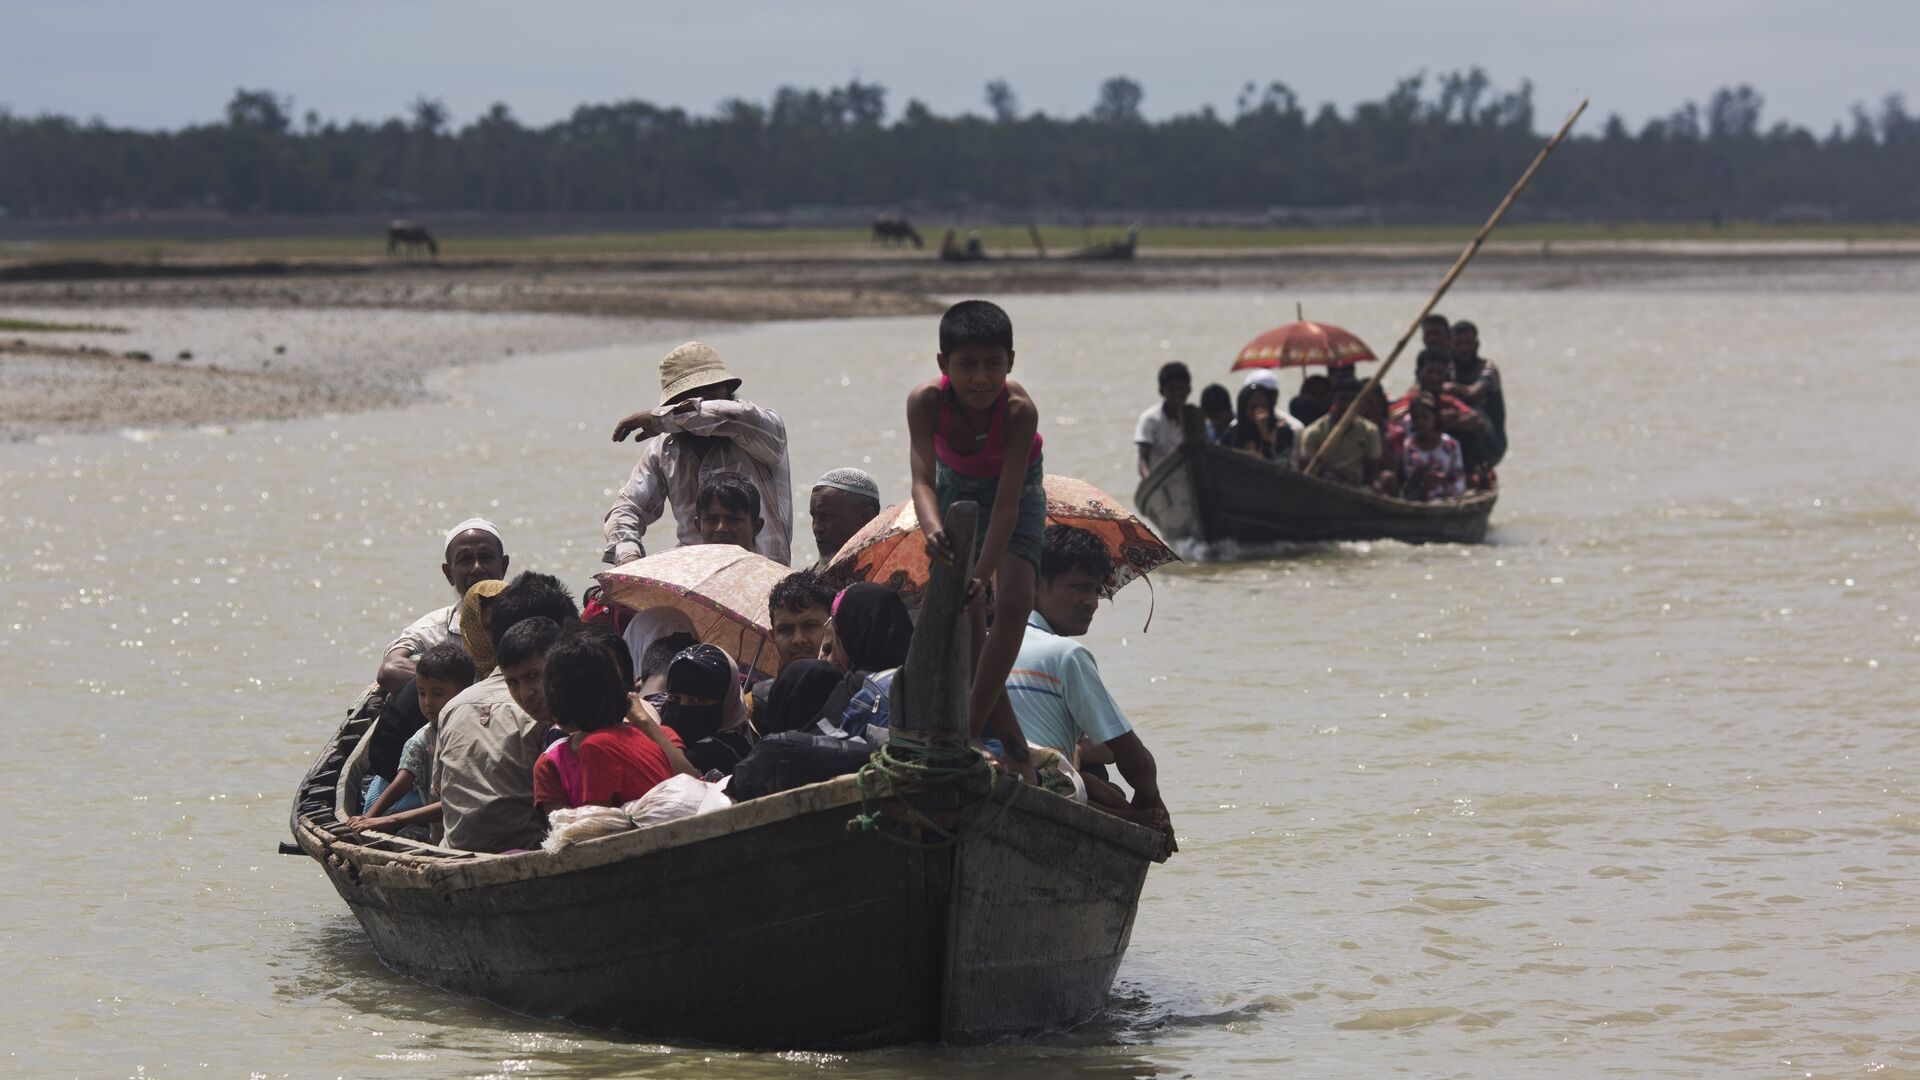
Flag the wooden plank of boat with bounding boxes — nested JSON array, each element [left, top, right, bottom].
[[289, 503, 1166, 1048], [1134, 406, 1496, 546]]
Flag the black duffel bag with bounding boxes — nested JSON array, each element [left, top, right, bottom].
[[728, 731, 874, 801]]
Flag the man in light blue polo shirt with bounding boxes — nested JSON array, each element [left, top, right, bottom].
[[1007, 525, 1175, 852]]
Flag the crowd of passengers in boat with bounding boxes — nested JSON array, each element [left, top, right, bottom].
[[1134, 314, 1509, 499], [347, 300, 1177, 856]]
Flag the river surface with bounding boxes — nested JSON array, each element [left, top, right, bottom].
[[4, 281, 1917, 1078]]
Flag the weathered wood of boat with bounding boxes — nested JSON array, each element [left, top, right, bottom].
[[290, 503, 1165, 1049], [1135, 407, 1496, 546]]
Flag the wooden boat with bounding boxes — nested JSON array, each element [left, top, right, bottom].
[[1135, 408, 1496, 546], [1061, 226, 1138, 262], [289, 504, 1165, 1049]]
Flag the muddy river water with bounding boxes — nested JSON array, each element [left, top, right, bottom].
[[3, 280, 1916, 1077]]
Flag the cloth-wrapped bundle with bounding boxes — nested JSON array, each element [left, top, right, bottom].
[[540, 774, 731, 854]]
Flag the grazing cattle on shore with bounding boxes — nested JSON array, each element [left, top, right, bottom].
[[871, 214, 923, 249], [387, 221, 439, 258]]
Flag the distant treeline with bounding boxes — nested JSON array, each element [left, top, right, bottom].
[[5, 71, 1919, 221]]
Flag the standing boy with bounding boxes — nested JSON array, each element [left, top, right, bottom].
[[905, 300, 1039, 779]]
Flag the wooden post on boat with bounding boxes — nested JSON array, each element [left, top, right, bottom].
[[1303, 98, 1588, 479], [892, 501, 979, 745], [1177, 403, 1219, 544]]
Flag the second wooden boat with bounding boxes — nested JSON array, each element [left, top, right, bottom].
[[1135, 409, 1496, 546]]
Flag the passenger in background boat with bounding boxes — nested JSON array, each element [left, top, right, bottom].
[[1299, 370, 1387, 489], [748, 571, 837, 721], [350, 642, 475, 836], [1289, 373, 1332, 426], [1398, 392, 1467, 502], [1007, 525, 1175, 853], [1445, 320, 1507, 464], [433, 572, 578, 853], [1198, 383, 1234, 443], [807, 469, 882, 572], [660, 643, 756, 776], [1242, 367, 1305, 445], [1356, 380, 1406, 478], [1391, 349, 1493, 476], [1134, 361, 1192, 477], [694, 473, 765, 551], [376, 518, 509, 692], [1421, 312, 1453, 355], [534, 630, 692, 817], [605, 341, 794, 566], [816, 582, 916, 738], [1220, 382, 1290, 463]]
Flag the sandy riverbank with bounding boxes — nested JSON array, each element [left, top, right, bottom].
[[6, 244, 1919, 439]]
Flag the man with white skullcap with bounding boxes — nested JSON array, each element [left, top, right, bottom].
[[605, 342, 794, 565], [807, 467, 882, 572], [375, 518, 510, 691]]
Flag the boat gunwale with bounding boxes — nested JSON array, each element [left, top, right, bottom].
[[1145, 440, 1499, 519], [295, 708, 1167, 894]]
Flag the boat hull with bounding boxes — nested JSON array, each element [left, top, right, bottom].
[[1136, 434, 1496, 546], [292, 696, 1161, 1048]]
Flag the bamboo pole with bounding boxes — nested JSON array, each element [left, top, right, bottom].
[[1303, 99, 1589, 478]]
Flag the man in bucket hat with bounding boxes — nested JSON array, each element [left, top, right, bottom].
[[604, 342, 793, 565]]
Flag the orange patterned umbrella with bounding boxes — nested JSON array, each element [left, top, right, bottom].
[[823, 475, 1177, 605], [1231, 319, 1376, 370]]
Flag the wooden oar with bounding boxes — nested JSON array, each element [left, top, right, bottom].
[[1303, 98, 1589, 478]]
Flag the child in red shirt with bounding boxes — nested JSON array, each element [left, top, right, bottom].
[[537, 628, 694, 815]]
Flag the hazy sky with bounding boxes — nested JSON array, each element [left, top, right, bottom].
[[6, 1, 1913, 135]]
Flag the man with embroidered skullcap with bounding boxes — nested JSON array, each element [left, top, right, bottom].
[[605, 342, 794, 566], [375, 517, 509, 692], [808, 467, 882, 571]]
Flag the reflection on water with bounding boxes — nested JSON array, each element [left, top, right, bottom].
[[4, 284, 1918, 1076]]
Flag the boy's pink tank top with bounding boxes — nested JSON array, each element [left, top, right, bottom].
[[934, 375, 1042, 479]]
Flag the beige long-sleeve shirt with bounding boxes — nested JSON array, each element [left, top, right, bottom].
[[601, 398, 793, 565]]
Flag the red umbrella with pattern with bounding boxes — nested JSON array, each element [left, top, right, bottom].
[[1231, 319, 1377, 370]]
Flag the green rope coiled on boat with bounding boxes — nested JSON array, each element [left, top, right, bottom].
[[847, 735, 1015, 849]]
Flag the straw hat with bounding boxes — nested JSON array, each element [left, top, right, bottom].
[[657, 342, 741, 406]]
